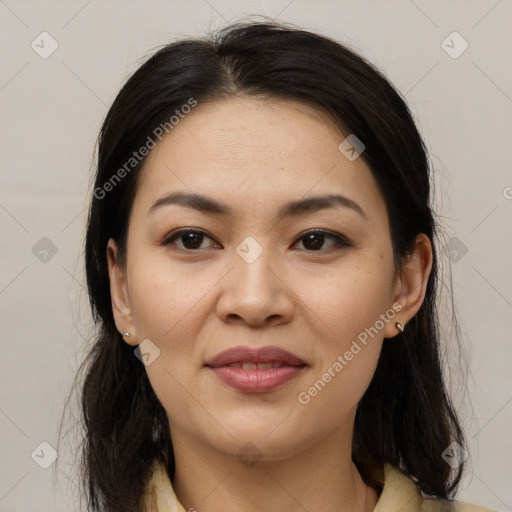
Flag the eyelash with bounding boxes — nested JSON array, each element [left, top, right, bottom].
[[160, 228, 350, 254]]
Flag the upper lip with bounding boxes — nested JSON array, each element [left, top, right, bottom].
[[205, 346, 306, 367]]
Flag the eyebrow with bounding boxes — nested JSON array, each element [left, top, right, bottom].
[[148, 191, 367, 219]]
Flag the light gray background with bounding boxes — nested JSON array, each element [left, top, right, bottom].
[[1, 1, 511, 511]]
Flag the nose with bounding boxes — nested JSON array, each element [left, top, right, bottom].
[[215, 240, 294, 327]]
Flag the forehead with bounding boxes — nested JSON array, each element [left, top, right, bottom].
[[132, 96, 385, 221], [161, 95, 346, 161]]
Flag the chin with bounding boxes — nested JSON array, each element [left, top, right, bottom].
[[200, 419, 315, 463]]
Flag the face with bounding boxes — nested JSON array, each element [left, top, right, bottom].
[[108, 96, 416, 462]]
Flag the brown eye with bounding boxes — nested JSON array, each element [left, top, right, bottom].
[[162, 229, 218, 251], [292, 230, 350, 252]]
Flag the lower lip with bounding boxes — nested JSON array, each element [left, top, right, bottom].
[[209, 365, 305, 393]]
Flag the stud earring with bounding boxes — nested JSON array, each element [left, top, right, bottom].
[[123, 332, 131, 338], [395, 322, 404, 333]]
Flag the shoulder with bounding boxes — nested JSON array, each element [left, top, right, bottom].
[[421, 497, 497, 512], [143, 460, 187, 512], [373, 463, 497, 512]]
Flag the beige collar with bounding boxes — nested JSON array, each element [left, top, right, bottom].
[[143, 460, 492, 512]]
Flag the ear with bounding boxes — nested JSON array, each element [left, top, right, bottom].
[[106, 238, 138, 346], [383, 233, 433, 339]]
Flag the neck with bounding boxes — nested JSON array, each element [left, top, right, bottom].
[[170, 425, 379, 512]]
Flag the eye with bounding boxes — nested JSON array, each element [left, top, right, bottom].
[[292, 229, 350, 252], [161, 229, 219, 251]]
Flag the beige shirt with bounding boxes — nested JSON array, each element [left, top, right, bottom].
[[143, 461, 497, 512]]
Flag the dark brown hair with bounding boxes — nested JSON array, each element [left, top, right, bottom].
[[62, 18, 468, 511]]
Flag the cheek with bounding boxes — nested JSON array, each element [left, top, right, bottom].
[[297, 257, 393, 406], [127, 254, 212, 431], [307, 255, 395, 343], [127, 249, 211, 340]]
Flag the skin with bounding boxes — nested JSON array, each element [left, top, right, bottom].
[[107, 96, 432, 512]]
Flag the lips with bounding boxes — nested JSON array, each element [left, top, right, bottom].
[[204, 346, 306, 368], [205, 346, 306, 393]]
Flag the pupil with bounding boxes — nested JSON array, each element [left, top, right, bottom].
[[183, 233, 202, 249], [304, 233, 323, 251]]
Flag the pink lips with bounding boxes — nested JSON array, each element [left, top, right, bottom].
[[205, 346, 306, 393]]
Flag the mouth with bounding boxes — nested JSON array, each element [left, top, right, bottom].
[[205, 346, 307, 393]]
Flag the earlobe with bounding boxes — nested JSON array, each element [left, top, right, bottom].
[[384, 234, 433, 339], [106, 238, 138, 346]]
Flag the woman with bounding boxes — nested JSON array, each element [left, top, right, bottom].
[[76, 19, 496, 512]]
